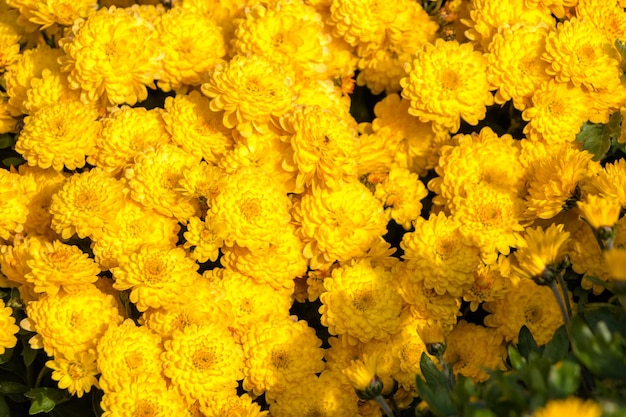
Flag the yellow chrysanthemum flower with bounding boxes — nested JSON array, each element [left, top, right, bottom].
[[0, 168, 32, 241], [0, 299, 18, 354], [89, 106, 171, 175], [241, 318, 325, 399], [111, 244, 198, 312], [207, 268, 292, 341], [271, 371, 359, 417], [19, 167, 69, 238], [444, 321, 507, 382], [374, 166, 427, 229], [576, 0, 626, 40], [100, 374, 187, 416], [59, 6, 162, 105], [320, 259, 403, 344], [533, 397, 602, 417], [400, 39, 494, 133], [525, 146, 594, 220], [587, 159, 626, 208], [328, 0, 432, 49], [125, 143, 200, 222], [0, 98, 16, 134], [25, 284, 123, 357], [463, 258, 515, 312], [201, 392, 268, 417], [220, 223, 307, 291], [293, 181, 387, 269], [49, 168, 126, 240], [183, 215, 223, 264], [487, 23, 552, 110], [23, 68, 84, 114], [577, 194, 621, 230], [16, 101, 101, 172], [163, 323, 243, 403], [4, 43, 63, 116], [201, 54, 295, 137], [274, 105, 359, 191], [7, 0, 98, 29], [484, 278, 568, 344], [24, 238, 100, 295], [513, 224, 571, 283], [463, 0, 554, 51], [157, 7, 226, 92], [0, 23, 21, 69], [543, 18, 622, 91], [46, 351, 99, 398], [232, 2, 331, 80], [401, 212, 481, 297], [162, 91, 233, 163], [428, 127, 524, 211], [386, 311, 431, 391], [210, 166, 291, 251], [91, 198, 180, 270], [96, 319, 163, 393]]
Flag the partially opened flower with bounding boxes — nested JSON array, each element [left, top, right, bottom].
[[513, 224, 571, 284]]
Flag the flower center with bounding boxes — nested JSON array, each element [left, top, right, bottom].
[[441, 69, 461, 90], [192, 347, 216, 370]]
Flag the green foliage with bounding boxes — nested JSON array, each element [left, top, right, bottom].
[[575, 111, 622, 161]]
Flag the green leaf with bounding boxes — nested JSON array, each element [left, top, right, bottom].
[[547, 360, 580, 397], [575, 111, 622, 161], [507, 345, 524, 370], [0, 135, 13, 149], [0, 395, 9, 417], [2, 157, 24, 168], [0, 350, 12, 366], [542, 325, 569, 363], [21, 343, 37, 368], [419, 353, 447, 388], [0, 381, 29, 394], [25, 388, 66, 415], [517, 326, 538, 359]]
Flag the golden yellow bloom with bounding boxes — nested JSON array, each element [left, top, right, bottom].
[[374, 166, 427, 230], [157, 7, 226, 92], [543, 18, 622, 91], [20, 167, 69, 239], [0, 98, 16, 134], [89, 106, 171, 175], [202, 392, 268, 417], [7, 0, 97, 28], [533, 397, 602, 417], [183, 215, 223, 264], [49, 168, 126, 240], [587, 159, 626, 208], [444, 321, 506, 382], [0, 299, 18, 354], [24, 238, 100, 295], [46, 351, 99, 398], [232, 2, 331, 80], [513, 224, 570, 283], [525, 146, 594, 220], [91, 198, 180, 270], [487, 23, 552, 110], [221, 223, 307, 291], [342, 351, 385, 392], [100, 374, 187, 416], [97, 319, 163, 393], [23, 68, 84, 114], [576, 0, 626, 40], [162, 91, 233, 163], [0, 23, 21, 69], [241, 318, 325, 399], [401, 39, 494, 133], [25, 284, 123, 357], [387, 311, 431, 391], [163, 323, 243, 403], [569, 215, 614, 294], [274, 105, 358, 191], [210, 166, 291, 251], [577, 194, 621, 230], [320, 259, 402, 344], [401, 212, 481, 297], [0, 168, 32, 241], [125, 143, 200, 222], [16, 101, 101, 172], [270, 371, 359, 417], [293, 181, 387, 269], [463, 258, 514, 312], [201, 54, 295, 137], [60, 6, 162, 106], [111, 244, 198, 312], [484, 278, 568, 345]]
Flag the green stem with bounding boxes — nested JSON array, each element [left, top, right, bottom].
[[557, 272, 573, 319], [34, 366, 51, 388], [375, 395, 396, 417], [550, 281, 572, 344], [437, 353, 455, 391]]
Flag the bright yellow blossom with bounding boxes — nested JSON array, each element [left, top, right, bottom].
[[577, 194, 621, 230], [0, 299, 18, 355], [513, 224, 571, 283], [0, 168, 32, 241], [46, 351, 99, 398], [533, 397, 602, 417], [7, 0, 97, 29]]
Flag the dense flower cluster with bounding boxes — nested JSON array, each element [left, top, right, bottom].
[[0, 0, 625, 416]]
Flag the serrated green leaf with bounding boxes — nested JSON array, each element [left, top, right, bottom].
[[542, 325, 569, 363], [547, 360, 580, 397], [25, 388, 66, 415], [0, 135, 13, 149], [0, 395, 9, 417], [517, 326, 538, 359], [0, 381, 29, 394], [575, 111, 622, 161], [2, 157, 24, 168]]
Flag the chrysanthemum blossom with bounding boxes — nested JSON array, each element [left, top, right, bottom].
[[577, 194, 621, 230], [46, 351, 99, 398], [534, 397, 602, 417], [320, 259, 403, 344], [401, 39, 494, 133], [7, 0, 98, 29], [0, 300, 18, 355], [0, 169, 32, 241], [59, 6, 162, 106], [513, 224, 570, 283], [374, 165, 428, 229]]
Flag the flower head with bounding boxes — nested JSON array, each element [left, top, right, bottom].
[[0, 299, 18, 355], [342, 351, 386, 396], [401, 39, 494, 133], [46, 351, 99, 398], [514, 224, 571, 284], [533, 397, 602, 417]]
